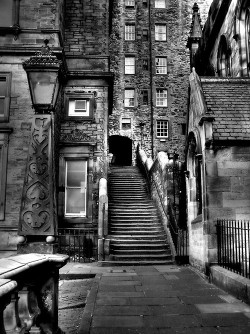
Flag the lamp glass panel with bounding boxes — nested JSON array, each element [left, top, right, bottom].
[[29, 71, 57, 105]]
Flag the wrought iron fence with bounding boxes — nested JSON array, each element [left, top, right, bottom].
[[58, 228, 98, 263], [217, 220, 250, 278]]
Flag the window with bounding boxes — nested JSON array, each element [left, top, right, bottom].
[[121, 118, 131, 130], [156, 89, 168, 106], [125, 57, 135, 74], [125, 0, 135, 7], [65, 160, 87, 217], [217, 36, 230, 77], [155, 57, 167, 74], [125, 24, 135, 40], [142, 59, 149, 70], [156, 120, 169, 138], [155, 0, 166, 8], [155, 24, 167, 41], [0, 0, 13, 27], [124, 89, 135, 107], [65, 93, 95, 119], [141, 90, 149, 105], [0, 73, 11, 122], [142, 29, 148, 41], [0, 0, 20, 29], [142, 0, 148, 8]]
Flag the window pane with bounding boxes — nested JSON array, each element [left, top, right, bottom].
[[156, 57, 167, 74], [0, 98, 4, 115], [157, 120, 168, 137], [68, 99, 90, 116], [0, 0, 13, 27], [125, 24, 135, 40], [66, 189, 86, 215], [156, 89, 168, 106], [155, 25, 166, 41], [125, 89, 135, 107], [155, 0, 166, 8], [0, 79, 6, 96], [66, 161, 86, 187], [75, 100, 86, 111], [125, 57, 135, 74], [125, 0, 135, 6]]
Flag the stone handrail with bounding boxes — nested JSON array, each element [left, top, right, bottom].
[[0, 253, 68, 333], [98, 178, 109, 261]]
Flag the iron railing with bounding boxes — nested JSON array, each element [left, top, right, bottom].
[[217, 220, 250, 278], [58, 228, 98, 263]]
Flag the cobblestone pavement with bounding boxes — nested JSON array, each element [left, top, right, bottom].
[[58, 278, 94, 334]]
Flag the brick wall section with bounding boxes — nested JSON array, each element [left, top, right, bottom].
[[109, 0, 212, 162], [64, 0, 109, 55]]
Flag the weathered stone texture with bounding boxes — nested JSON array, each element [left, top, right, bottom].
[[109, 0, 212, 162], [64, 0, 109, 55]]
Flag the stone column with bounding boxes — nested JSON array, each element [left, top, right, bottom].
[[18, 114, 58, 254]]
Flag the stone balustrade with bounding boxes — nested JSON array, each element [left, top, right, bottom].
[[0, 253, 68, 334]]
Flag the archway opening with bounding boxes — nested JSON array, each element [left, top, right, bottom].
[[109, 135, 132, 166]]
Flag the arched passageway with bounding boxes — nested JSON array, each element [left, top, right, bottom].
[[109, 135, 132, 166]]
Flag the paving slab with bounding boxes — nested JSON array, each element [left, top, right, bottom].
[[59, 263, 250, 333]]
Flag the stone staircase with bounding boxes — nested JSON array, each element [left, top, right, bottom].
[[106, 166, 173, 265]]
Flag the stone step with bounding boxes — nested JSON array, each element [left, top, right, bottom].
[[109, 234, 168, 240], [110, 226, 164, 231], [110, 243, 169, 249], [110, 254, 173, 261], [111, 249, 172, 255], [99, 259, 174, 266]]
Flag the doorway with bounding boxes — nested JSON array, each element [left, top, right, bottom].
[[109, 135, 132, 166]]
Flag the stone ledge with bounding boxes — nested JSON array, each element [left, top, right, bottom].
[[210, 265, 250, 305]]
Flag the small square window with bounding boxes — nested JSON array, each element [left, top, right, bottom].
[[156, 120, 169, 138], [121, 118, 131, 130], [125, 0, 135, 7], [142, 0, 148, 8], [68, 99, 90, 116], [125, 24, 135, 40], [155, 57, 167, 74], [125, 89, 135, 107], [142, 29, 148, 41], [125, 57, 135, 74], [155, 24, 167, 41], [155, 0, 166, 8], [65, 93, 95, 119], [141, 90, 149, 105], [143, 59, 149, 70], [156, 89, 168, 106]]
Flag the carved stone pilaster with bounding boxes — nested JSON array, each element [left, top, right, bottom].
[[19, 115, 57, 236]]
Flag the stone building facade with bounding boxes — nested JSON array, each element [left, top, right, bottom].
[[0, 0, 214, 257], [186, 0, 250, 272]]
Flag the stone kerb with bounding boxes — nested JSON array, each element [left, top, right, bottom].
[[0, 253, 68, 333]]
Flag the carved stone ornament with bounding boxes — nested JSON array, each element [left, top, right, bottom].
[[19, 115, 57, 236], [60, 128, 92, 143]]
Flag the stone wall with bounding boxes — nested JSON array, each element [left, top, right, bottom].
[[109, 0, 213, 163]]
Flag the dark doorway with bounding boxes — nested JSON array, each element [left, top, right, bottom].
[[109, 135, 132, 166]]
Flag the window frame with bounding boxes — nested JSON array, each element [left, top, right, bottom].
[[64, 93, 95, 120], [156, 120, 169, 138], [125, 0, 135, 8], [155, 24, 167, 41], [125, 23, 136, 41], [125, 56, 136, 74], [124, 89, 135, 107], [64, 159, 88, 218], [155, 57, 167, 74], [142, 29, 149, 41], [156, 88, 168, 107], [141, 89, 149, 106], [121, 118, 132, 130], [0, 0, 21, 34], [0, 73, 11, 122], [155, 0, 166, 8]]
